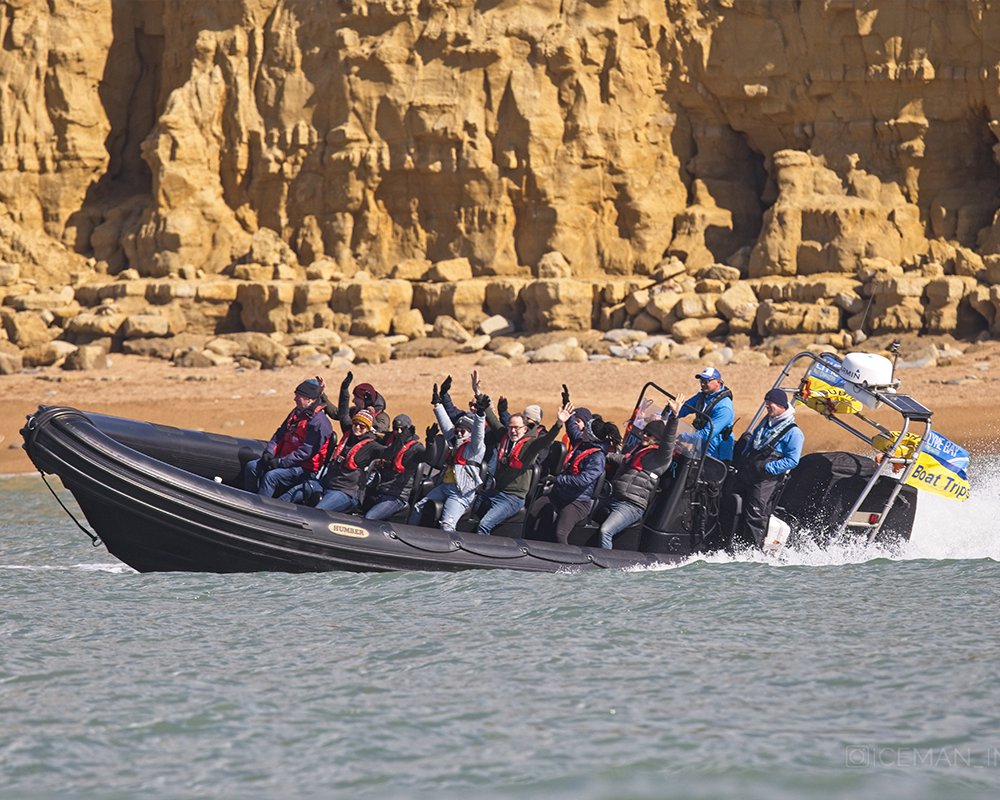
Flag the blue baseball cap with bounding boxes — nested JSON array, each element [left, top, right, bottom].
[[695, 367, 722, 382]]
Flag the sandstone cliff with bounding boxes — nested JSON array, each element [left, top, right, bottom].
[[4, 0, 1000, 369]]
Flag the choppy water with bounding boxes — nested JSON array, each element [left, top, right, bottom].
[[3, 459, 1000, 800]]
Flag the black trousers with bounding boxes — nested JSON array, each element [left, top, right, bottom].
[[731, 470, 780, 549], [525, 496, 591, 544]]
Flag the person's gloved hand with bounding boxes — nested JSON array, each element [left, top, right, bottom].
[[340, 371, 353, 395], [561, 383, 570, 406], [426, 422, 439, 441], [474, 393, 491, 415], [260, 451, 277, 472], [361, 390, 375, 408], [440, 375, 452, 397], [497, 397, 508, 416], [431, 383, 441, 406]]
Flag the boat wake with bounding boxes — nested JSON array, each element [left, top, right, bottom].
[[0, 563, 135, 574], [633, 454, 999, 571]]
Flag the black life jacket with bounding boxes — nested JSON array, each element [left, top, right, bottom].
[[691, 387, 733, 435]]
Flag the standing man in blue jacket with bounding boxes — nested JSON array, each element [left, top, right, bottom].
[[680, 367, 735, 462], [730, 388, 805, 549]]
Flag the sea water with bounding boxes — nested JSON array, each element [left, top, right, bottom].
[[2, 460, 1000, 800]]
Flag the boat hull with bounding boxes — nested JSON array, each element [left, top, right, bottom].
[[21, 407, 676, 574]]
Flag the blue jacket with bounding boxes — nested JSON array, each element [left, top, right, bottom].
[[554, 419, 606, 504], [680, 387, 735, 461], [748, 410, 804, 475]]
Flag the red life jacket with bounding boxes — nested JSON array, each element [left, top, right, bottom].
[[498, 433, 530, 470], [331, 436, 369, 471], [388, 439, 420, 473], [626, 444, 657, 472], [563, 445, 602, 475], [275, 407, 328, 473]]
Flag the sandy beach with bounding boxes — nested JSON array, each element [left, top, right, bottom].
[[3, 347, 997, 476]]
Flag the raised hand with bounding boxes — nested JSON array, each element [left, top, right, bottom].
[[557, 401, 575, 424], [471, 368, 482, 396], [440, 375, 452, 396], [431, 383, 441, 406], [340, 371, 353, 394], [361, 390, 375, 408], [474, 393, 491, 415], [561, 383, 570, 406], [425, 422, 439, 441], [497, 396, 508, 416], [666, 394, 683, 417]]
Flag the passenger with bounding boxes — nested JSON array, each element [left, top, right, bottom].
[[442, 370, 504, 463], [598, 395, 683, 549], [473, 404, 563, 535], [283, 408, 382, 512], [362, 414, 427, 521], [729, 388, 804, 549], [244, 378, 333, 498], [330, 372, 391, 442], [524, 404, 607, 545], [679, 367, 735, 462], [408, 386, 489, 531]]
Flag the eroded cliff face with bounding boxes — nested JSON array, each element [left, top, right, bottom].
[[3, 0, 1000, 286]]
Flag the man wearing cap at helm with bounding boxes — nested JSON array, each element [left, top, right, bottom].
[[729, 387, 805, 549], [679, 367, 735, 462], [244, 377, 334, 498]]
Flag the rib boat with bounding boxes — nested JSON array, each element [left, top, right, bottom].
[[21, 350, 965, 573]]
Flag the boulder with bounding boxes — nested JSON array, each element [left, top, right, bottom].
[[392, 308, 426, 339], [537, 251, 573, 278], [479, 314, 516, 337], [22, 340, 78, 367], [433, 315, 472, 342], [64, 344, 109, 371], [529, 340, 589, 363], [245, 333, 289, 369], [670, 317, 728, 343], [351, 339, 393, 365], [439, 280, 488, 329], [390, 259, 431, 280], [522, 279, 596, 332], [716, 282, 759, 320], [3, 311, 55, 348], [426, 257, 473, 282], [457, 334, 491, 353], [391, 338, 460, 359], [676, 294, 720, 319], [333, 280, 413, 337], [121, 315, 171, 339], [237, 282, 295, 333]]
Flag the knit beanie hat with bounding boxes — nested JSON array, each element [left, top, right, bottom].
[[572, 407, 593, 424], [353, 382, 376, 402], [454, 414, 474, 433], [764, 388, 789, 409], [643, 419, 667, 439], [522, 404, 543, 424], [352, 409, 375, 430], [392, 414, 413, 429], [294, 379, 321, 399]]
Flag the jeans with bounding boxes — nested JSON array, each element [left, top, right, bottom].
[[244, 459, 305, 498], [475, 490, 525, 535], [598, 499, 644, 549], [409, 483, 475, 532], [365, 495, 408, 521], [315, 489, 358, 513]]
